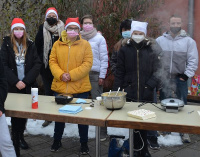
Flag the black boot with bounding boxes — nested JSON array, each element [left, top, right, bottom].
[[20, 133, 29, 149], [12, 132, 20, 157], [141, 145, 151, 157]]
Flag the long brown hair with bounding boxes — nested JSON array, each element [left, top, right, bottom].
[[11, 29, 27, 55]]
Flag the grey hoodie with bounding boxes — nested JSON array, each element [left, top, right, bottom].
[[156, 30, 198, 78]]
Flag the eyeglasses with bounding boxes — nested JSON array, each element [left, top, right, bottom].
[[47, 16, 57, 19], [67, 27, 79, 32]]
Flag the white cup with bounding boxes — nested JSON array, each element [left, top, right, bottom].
[[96, 97, 102, 105]]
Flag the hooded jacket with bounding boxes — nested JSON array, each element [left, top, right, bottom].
[[113, 38, 162, 102], [81, 32, 108, 79], [0, 56, 7, 113], [156, 30, 198, 78], [49, 31, 93, 94], [0, 36, 41, 94]]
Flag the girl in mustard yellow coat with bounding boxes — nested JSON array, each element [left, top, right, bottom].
[[49, 17, 93, 155]]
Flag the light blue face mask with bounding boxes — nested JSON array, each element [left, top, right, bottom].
[[122, 31, 131, 38]]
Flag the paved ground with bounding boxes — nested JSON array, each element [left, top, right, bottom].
[[1, 133, 199, 157], [1, 101, 200, 157]]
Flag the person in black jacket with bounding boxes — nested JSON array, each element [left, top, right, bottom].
[[0, 56, 17, 157], [35, 7, 64, 127], [113, 21, 162, 157], [0, 18, 41, 157]]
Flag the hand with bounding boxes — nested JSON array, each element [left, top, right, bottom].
[[179, 78, 185, 81], [62, 73, 71, 82], [98, 78, 104, 86], [16, 81, 26, 90], [0, 111, 2, 117]]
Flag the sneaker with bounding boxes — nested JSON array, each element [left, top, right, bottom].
[[147, 136, 160, 150], [100, 134, 107, 142], [80, 142, 89, 155], [50, 140, 62, 152], [42, 121, 52, 127], [180, 133, 191, 143]]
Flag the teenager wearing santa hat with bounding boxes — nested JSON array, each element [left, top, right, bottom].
[[49, 17, 93, 155], [0, 18, 41, 157], [113, 21, 162, 157], [35, 7, 64, 127]]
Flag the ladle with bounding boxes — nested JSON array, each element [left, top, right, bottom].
[[115, 87, 120, 96], [108, 90, 111, 96]]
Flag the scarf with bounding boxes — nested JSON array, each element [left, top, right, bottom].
[[43, 20, 64, 68], [80, 28, 97, 41]]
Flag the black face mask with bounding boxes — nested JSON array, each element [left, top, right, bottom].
[[170, 27, 181, 34], [46, 17, 57, 26]]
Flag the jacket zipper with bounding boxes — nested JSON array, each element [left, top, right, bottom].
[[170, 39, 174, 78], [137, 49, 139, 101], [66, 46, 71, 93]]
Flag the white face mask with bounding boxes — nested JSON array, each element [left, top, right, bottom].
[[132, 35, 145, 43]]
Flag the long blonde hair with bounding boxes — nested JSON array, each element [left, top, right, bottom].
[[11, 29, 27, 55]]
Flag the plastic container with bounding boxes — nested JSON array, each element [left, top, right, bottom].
[[31, 88, 38, 109]]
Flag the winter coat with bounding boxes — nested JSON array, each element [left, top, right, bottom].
[[156, 30, 198, 78], [0, 36, 41, 94], [35, 24, 59, 79], [113, 38, 162, 102], [49, 34, 93, 94], [88, 33, 108, 79], [0, 56, 7, 113]]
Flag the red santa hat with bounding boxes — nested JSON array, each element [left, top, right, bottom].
[[45, 7, 58, 20], [65, 17, 81, 30], [11, 18, 25, 31]]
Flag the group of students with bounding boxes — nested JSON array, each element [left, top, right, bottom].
[[0, 6, 199, 157]]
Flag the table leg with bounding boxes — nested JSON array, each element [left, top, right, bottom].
[[95, 126, 100, 157], [129, 129, 134, 157]]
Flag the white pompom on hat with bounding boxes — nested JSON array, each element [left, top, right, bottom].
[[11, 18, 25, 31], [45, 7, 58, 20], [130, 21, 148, 36], [65, 17, 81, 30]]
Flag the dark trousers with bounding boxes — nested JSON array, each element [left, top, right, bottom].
[[11, 117, 27, 157], [41, 66, 54, 96], [134, 130, 148, 152], [160, 78, 188, 104], [54, 92, 89, 143]]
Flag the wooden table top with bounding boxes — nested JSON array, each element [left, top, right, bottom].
[[5, 93, 112, 127], [107, 102, 200, 134]]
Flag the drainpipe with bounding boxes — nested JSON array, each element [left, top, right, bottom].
[[188, 0, 194, 38], [188, 0, 194, 88]]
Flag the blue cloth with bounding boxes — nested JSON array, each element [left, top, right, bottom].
[[54, 92, 89, 143], [75, 98, 87, 104], [59, 105, 82, 114]]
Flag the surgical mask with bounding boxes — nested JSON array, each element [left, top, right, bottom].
[[67, 30, 79, 38], [14, 30, 24, 39], [46, 17, 57, 26], [132, 35, 145, 43], [170, 27, 181, 34], [83, 24, 94, 32], [122, 31, 131, 38]]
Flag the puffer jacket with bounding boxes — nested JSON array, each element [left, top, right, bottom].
[[88, 33, 108, 79], [0, 36, 41, 94], [0, 56, 7, 113], [49, 34, 93, 94], [113, 38, 162, 102], [156, 30, 198, 78]]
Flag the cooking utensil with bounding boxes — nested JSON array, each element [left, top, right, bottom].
[[108, 90, 111, 96], [161, 98, 184, 113], [55, 94, 73, 104], [115, 87, 120, 96], [101, 91, 127, 110]]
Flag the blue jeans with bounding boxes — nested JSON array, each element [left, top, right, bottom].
[[160, 78, 188, 104], [54, 92, 89, 143]]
